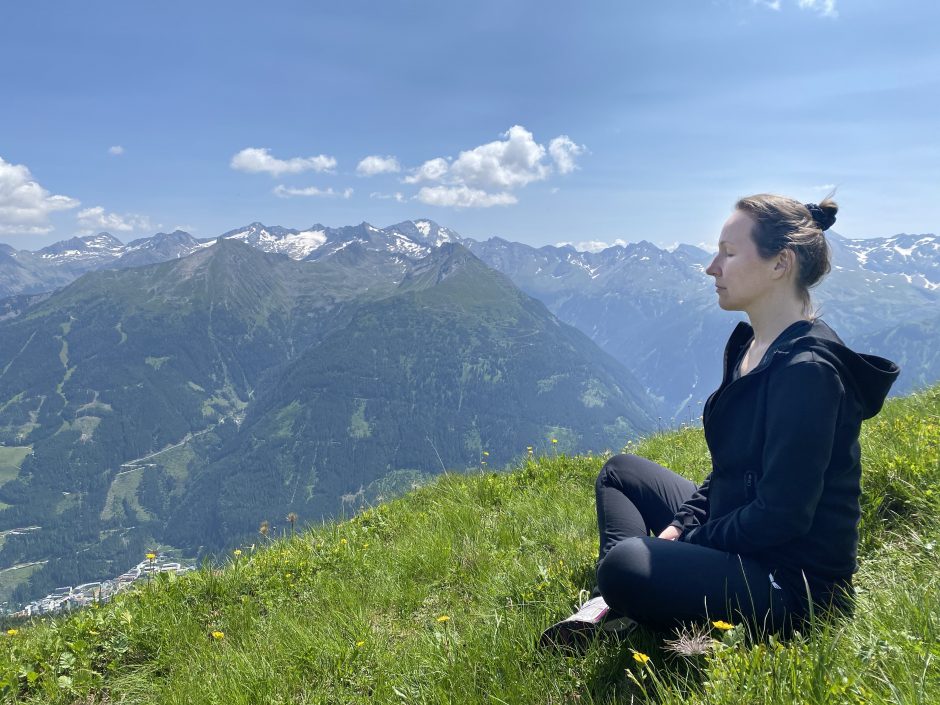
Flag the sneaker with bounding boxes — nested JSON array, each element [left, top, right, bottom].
[[539, 595, 636, 649], [600, 612, 638, 637]]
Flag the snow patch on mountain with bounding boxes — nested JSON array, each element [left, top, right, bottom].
[[277, 230, 327, 259], [415, 220, 431, 238]]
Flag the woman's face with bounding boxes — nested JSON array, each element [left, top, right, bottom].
[[705, 210, 781, 312]]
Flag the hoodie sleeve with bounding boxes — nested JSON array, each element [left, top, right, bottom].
[[682, 359, 843, 553], [669, 473, 711, 533]]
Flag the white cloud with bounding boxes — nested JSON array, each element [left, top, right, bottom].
[[754, 0, 837, 16], [108, 145, 125, 156], [273, 185, 353, 199], [0, 156, 80, 235], [548, 136, 586, 174], [416, 186, 516, 208], [370, 192, 407, 203], [403, 157, 450, 184], [356, 155, 401, 176], [231, 147, 337, 177], [798, 0, 837, 17], [449, 125, 551, 189], [400, 126, 584, 208], [77, 206, 152, 234], [555, 239, 628, 252]]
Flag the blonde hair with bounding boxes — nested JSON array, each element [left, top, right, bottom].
[[735, 193, 837, 317]]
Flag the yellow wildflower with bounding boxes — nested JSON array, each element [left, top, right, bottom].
[[233, 549, 242, 556], [211, 631, 224, 640], [340, 538, 348, 545], [6, 629, 17, 636], [145, 552, 156, 560], [551, 438, 558, 444], [482, 451, 489, 456], [632, 651, 650, 665], [355, 640, 365, 647], [712, 620, 734, 631], [436, 615, 450, 623]]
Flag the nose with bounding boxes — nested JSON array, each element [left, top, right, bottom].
[[705, 256, 720, 278]]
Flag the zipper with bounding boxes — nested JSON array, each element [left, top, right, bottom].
[[705, 347, 787, 425], [704, 320, 810, 426], [745, 471, 756, 500]]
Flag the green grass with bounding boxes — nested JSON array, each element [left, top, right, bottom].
[[0, 563, 44, 608], [0, 447, 30, 486], [0, 385, 937, 704], [99, 468, 154, 523]]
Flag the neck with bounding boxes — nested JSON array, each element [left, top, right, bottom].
[[745, 292, 808, 347]]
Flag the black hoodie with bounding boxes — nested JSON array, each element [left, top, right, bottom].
[[670, 318, 899, 612]]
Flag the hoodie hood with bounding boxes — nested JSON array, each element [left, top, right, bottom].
[[727, 318, 900, 420]]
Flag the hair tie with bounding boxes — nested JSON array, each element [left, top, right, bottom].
[[805, 203, 836, 231]]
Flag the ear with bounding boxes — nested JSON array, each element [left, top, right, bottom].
[[772, 249, 795, 279]]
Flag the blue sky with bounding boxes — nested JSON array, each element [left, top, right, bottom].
[[1, 0, 938, 251]]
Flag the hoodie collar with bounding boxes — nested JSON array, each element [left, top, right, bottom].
[[723, 318, 813, 381], [724, 318, 900, 418]]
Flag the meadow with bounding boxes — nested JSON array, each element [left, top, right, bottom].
[[0, 384, 937, 704]]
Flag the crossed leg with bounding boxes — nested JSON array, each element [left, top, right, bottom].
[[595, 454, 792, 634]]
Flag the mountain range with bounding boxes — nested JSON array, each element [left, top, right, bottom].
[[4, 218, 935, 411]]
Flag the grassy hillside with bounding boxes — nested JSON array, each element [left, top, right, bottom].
[[0, 385, 937, 704]]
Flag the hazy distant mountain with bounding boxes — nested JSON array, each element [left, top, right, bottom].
[[855, 312, 940, 396], [463, 230, 940, 418]]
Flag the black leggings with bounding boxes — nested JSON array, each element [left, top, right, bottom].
[[594, 454, 797, 634]]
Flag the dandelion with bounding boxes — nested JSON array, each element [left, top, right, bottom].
[[145, 552, 156, 561], [712, 620, 734, 631], [632, 650, 651, 665], [6, 629, 17, 636], [436, 615, 450, 623], [340, 538, 348, 545], [551, 438, 558, 444], [211, 631, 225, 640], [233, 549, 242, 557], [355, 640, 366, 647], [362, 542, 369, 549], [287, 512, 298, 536], [482, 451, 489, 456]]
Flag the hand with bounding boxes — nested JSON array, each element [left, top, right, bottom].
[[657, 525, 682, 541]]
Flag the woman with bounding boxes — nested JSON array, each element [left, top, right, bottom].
[[542, 194, 899, 646]]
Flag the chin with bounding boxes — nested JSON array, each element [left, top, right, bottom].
[[715, 297, 739, 312]]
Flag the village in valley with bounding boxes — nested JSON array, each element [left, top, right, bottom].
[[4, 555, 195, 618]]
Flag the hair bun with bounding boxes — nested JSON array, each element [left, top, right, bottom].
[[804, 202, 837, 231]]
